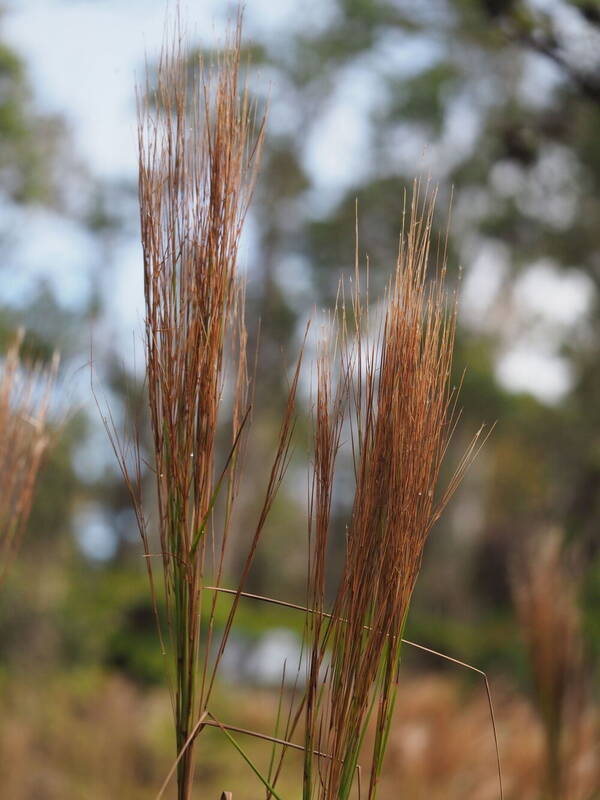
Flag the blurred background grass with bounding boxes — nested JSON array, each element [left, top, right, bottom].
[[0, 0, 599, 797]]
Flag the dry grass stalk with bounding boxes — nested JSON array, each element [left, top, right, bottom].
[[108, 11, 274, 799], [511, 530, 588, 800], [100, 11, 312, 800], [0, 329, 57, 584], [299, 186, 485, 800]]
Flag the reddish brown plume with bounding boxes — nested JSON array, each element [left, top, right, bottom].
[[301, 187, 485, 800], [0, 329, 57, 584]]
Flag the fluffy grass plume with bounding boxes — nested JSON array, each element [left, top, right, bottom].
[[101, 10, 312, 800], [512, 530, 591, 800], [137, 14, 264, 798], [0, 329, 57, 584], [301, 187, 485, 800]]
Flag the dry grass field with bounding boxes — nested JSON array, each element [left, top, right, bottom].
[[1, 671, 597, 800]]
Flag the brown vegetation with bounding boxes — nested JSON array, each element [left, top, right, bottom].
[[292, 189, 484, 800], [103, 12, 306, 800], [1, 672, 597, 799], [511, 530, 595, 800], [100, 9, 597, 799], [105, 10, 495, 796], [0, 329, 57, 583]]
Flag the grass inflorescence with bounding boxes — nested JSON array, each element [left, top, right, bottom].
[[0, 329, 58, 584], [297, 188, 485, 800]]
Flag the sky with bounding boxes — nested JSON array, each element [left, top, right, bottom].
[[2, 0, 593, 404], [5, 1, 243, 178]]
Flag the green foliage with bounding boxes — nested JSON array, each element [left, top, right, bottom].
[[406, 607, 526, 679], [387, 65, 460, 133], [582, 558, 600, 682], [0, 42, 66, 205]]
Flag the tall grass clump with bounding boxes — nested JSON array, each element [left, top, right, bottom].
[[0, 330, 57, 584], [137, 17, 262, 798], [102, 12, 314, 800], [300, 189, 485, 800], [511, 530, 589, 800], [105, 8, 494, 797]]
